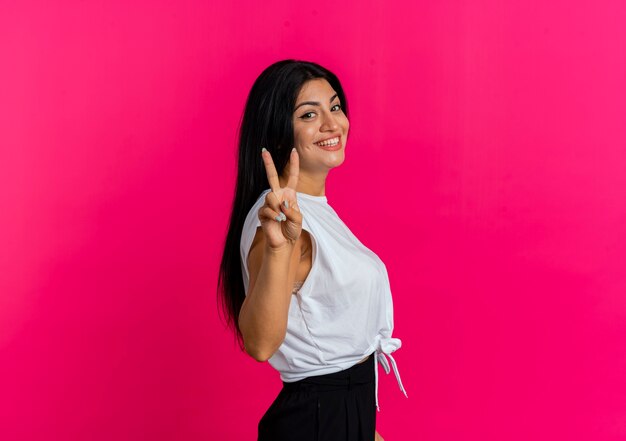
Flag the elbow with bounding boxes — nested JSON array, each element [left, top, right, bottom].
[[239, 320, 286, 362], [250, 351, 272, 363], [242, 332, 284, 362], [244, 342, 275, 363], [239, 327, 273, 362]]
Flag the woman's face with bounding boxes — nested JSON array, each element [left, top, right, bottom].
[[291, 78, 350, 174]]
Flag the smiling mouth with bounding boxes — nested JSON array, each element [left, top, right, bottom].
[[314, 136, 342, 151], [314, 136, 340, 147]]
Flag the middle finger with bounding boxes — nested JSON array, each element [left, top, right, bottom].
[[286, 148, 299, 190]]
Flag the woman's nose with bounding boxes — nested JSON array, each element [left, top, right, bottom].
[[320, 112, 339, 131]]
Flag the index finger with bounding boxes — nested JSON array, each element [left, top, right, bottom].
[[286, 148, 299, 190], [261, 148, 280, 193]]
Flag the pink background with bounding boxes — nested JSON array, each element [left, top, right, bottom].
[[1, 1, 625, 440]]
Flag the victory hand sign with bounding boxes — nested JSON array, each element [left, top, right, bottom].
[[258, 148, 302, 250]]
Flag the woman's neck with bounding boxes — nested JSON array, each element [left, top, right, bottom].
[[279, 170, 328, 197]]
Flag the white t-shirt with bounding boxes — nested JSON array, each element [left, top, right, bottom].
[[240, 189, 407, 410]]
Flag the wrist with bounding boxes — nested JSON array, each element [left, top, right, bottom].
[[264, 241, 296, 257]]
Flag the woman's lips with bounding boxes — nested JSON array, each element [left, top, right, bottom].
[[315, 137, 343, 151]]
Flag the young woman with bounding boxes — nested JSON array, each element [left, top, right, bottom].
[[218, 59, 407, 441]]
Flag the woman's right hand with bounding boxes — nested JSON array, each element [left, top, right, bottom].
[[258, 147, 302, 250]]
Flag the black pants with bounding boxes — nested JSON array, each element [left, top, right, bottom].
[[258, 353, 376, 441]]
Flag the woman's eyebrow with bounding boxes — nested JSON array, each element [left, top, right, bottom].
[[294, 93, 338, 111]]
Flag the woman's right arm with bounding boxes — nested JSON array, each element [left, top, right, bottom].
[[238, 147, 302, 362], [238, 228, 302, 362]]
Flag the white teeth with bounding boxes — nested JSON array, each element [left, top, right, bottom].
[[316, 137, 339, 146]]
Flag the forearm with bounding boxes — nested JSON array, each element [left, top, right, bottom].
[[239, 243, 298, 361]]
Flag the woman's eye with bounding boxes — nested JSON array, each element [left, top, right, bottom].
[[300, 104, 341, 120]]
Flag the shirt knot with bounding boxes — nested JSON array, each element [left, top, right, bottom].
[[373, 336, 408, 412]]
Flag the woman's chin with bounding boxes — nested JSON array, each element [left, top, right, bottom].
[[324, 150, 346, 169]]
